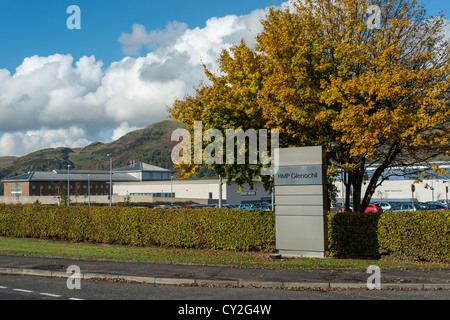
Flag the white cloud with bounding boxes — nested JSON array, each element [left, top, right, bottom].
[[0, 5, 272, 157], [111, 122, 140, 141], [0, 127, 91, 157], [118, 22, 188, 56]]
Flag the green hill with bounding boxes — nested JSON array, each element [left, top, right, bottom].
[[0, 120, 189, 190]]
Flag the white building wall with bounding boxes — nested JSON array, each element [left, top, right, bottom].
[[113, 180, 272, 204], [115, 177, 449, 205], [113, 180, 227, 201], [335, 179, 449, 203], [225, 182, 272, 204]]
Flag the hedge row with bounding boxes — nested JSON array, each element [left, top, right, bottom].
[[0, 205, 448, 262], [377, 211, 450, 262], [327, 212, 381, 258], [328, 211, 450, 263], [0, 204, 275, 251]]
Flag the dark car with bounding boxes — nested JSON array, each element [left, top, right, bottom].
[[420, 203, 446, 211], [437, 200, 449, 209]]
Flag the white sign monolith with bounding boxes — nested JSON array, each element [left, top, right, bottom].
[[274, 146, 328, 258]]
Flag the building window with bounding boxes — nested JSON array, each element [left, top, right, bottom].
[[209, 192, 213, 199], [11, 184, 22, 197], [145, 193, 175, 198], [32, 185, 36, 190]]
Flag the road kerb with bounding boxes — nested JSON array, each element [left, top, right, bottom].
[[118, 275, 156, 284], [239, 280, 283, 288], [423, 283, 450, 290], [283, 282, 330, 289], [155, 277, 196, 285], [381, 283, 425, 290], [0, 267, 448, 291], [329, 282, 367, 289], [195, 279, 239, 286]]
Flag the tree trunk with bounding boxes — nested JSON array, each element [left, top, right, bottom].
[[345, 171, 352, 211], [362, 145, 403, 210]]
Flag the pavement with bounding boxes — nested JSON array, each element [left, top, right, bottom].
[[0, 253, 449, 290]]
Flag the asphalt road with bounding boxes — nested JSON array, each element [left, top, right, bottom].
[[0, 273, 449, 301]]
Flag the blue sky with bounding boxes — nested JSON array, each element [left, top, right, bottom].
[[0, 0, 273, 72], [1, 0, 446, 74], [0, 0, 448, 157]]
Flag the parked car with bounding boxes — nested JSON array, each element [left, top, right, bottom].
[[385, 203, 422, 212], [169, 205, 185, 209], [156, 205, 172, 209], [426, 201, 443, 206], [182, 204, 203, 209], [373, 202, 395, 211], [258, 204, 274, 211], [237, 204, 257, 210], [338, 205, 353, 212], [421, 203, 446, 211], [365, 203, 383, 213], [338, 203, 382, 213], [437, 200, 450, 209]]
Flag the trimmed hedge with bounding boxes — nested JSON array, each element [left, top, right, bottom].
[[327, 212, 381, 258], [0, 205, 448, 262], [377, 211, 450, 263], [0, 204, 275, 252], [328, 211, 450, 263]]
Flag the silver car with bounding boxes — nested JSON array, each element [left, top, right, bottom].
[[386, 203, 422, 212], [374, 202, 395, 211]]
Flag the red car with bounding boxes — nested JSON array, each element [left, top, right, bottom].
[[338, 204, 383, 213], [365, 203, 383, 213]]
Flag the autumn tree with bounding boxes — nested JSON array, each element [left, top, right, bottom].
[[168, 0, 450, 212]]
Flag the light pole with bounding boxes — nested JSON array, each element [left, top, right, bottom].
[[170, 173, 174, 205], [219, 175, 223, 208], [271, 187, 275, 212], [88, 174, 91, 207], [446, 185, 449, 209], [431, 180, 435, 202], [67, 164, 71, 206], [107, 154, 112, 207]]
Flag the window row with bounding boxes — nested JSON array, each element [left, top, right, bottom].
[[31, 184, 109, 190]]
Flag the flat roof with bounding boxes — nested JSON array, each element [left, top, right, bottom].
[[2, 170, 138, 183], [1, 162, 173, 183], [113, 179, 263, 186], [114, 162, 172, 173]]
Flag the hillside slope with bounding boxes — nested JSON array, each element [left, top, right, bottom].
[[0, 120, 185, 182]]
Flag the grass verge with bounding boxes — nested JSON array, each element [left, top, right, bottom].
[[0, 237, 448, 269]]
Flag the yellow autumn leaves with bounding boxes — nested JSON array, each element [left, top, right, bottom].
[[168, 0, 449, 208]]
